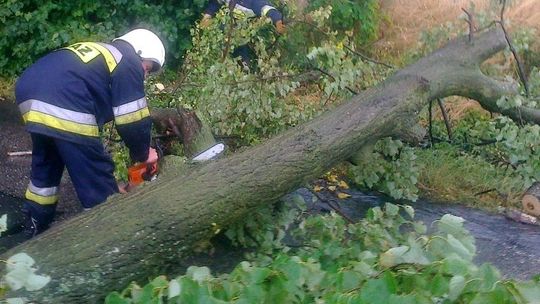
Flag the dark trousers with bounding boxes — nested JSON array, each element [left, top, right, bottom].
[[24, 133, 118, 233]]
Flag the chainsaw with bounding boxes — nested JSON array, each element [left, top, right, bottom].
[[124, 142, 224, 191], [127, 161, 158, 186], [123, 140, 163, 192]]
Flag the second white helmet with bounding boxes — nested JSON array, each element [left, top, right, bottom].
[[114, 29, 165, 73]]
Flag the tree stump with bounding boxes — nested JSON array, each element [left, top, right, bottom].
[[522, 182, 540, 217], [151, 107, 218, 158]]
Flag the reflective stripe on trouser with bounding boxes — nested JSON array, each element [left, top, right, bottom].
[[26, 133, 118, 228]]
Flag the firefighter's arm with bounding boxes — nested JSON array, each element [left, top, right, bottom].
[[110, 57, 153, 163], [254, 0, 286, 34], [201, 0, 220, 28]]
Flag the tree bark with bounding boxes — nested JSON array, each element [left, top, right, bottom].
[[2, 26, 516, 303], [151, 107, 217, 158]]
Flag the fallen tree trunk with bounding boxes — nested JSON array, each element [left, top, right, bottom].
[[2, 26, 514, 302]]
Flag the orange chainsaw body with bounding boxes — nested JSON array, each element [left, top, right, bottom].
[[127, 162, 158, 186]]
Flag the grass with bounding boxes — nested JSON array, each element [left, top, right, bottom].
[[377, 0, 539, 59], [0, 77, 15, 101], [415, 144, 525, 210]]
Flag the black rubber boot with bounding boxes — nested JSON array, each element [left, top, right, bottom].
[[22, 202, 56, 239]]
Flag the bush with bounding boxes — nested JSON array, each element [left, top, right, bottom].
[[305, 0, 380, 44], [0, 0, 207, 76]]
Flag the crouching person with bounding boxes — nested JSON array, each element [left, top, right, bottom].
[[15, 29, 165, 238]]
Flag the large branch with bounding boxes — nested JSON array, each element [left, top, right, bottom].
[[2, 26, 513, 303]]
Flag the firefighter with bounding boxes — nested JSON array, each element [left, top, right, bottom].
[[15, 28, 165, 238], [201, 0, 286, 33], [200, 0, 286, 69]]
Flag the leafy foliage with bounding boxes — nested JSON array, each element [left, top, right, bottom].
[[0, 0, 207, 76], [305, 0, 380, 44], [164, 5, 385, 145], [348, 138, 420, 201], [105, 204, 540, 303], [1, 252, 51, 302], [468, 115, 540, 187], [174, 10, 306, 144], [427, 69, 540, 191]]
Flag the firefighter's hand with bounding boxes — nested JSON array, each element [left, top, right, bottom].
[[200, 14, 213, 28], [117, 182, 128, 194], [275, 20, 286, 34], [146, 147, 158, 164]]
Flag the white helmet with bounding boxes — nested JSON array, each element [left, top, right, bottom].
[[114, 29, 165, 73]]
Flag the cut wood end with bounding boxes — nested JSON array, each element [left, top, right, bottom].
[[522, 194, 540, 217]]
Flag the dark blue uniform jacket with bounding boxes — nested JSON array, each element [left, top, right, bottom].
[[15, 40, 151, 162]]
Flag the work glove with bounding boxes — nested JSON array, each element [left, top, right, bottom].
[[275, 20, 286, 34], [200, 14, 213, 28]]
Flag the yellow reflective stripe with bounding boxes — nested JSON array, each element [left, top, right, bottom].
[[64, 42, 118, 73], [261, 5, 275, 16], [28, 181, 58, 196], [86, 42, 118, 73], [113, 97, 147, 117], [115, 107, 150, 125], [25, 189, 58, 205], [233, 7, 255, 18], [23, 111, 99, 137], [19, 99, 97, 125]]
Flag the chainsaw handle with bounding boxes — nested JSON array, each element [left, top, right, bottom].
[[142, 162, 158, 181]]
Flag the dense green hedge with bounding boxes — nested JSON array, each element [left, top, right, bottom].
[[0, 0, 207, 77]]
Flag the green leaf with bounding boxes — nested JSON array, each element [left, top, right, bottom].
[[438, 214, 465, 233], [447, 234, 474, 261], [168, 279, 181, 299], [388, 294, 418, 304], [24, 273, 51, 291], [513, 281, 540, 303], [448, 275, 466, 301], [441, 255, 473, 276], [104, 292, 131, 304], [379, 246, 409, 268], [359, 272, 397, 303], [385, 203, 399, 217], [338, 270, 361, 291], [187, 266, 212, 283], [6, 253, 35, 272], [430, 273, 449, 297], [4, 252, 50, 292], [403, 205, 415, 219], [475, 264, 501, 292]]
